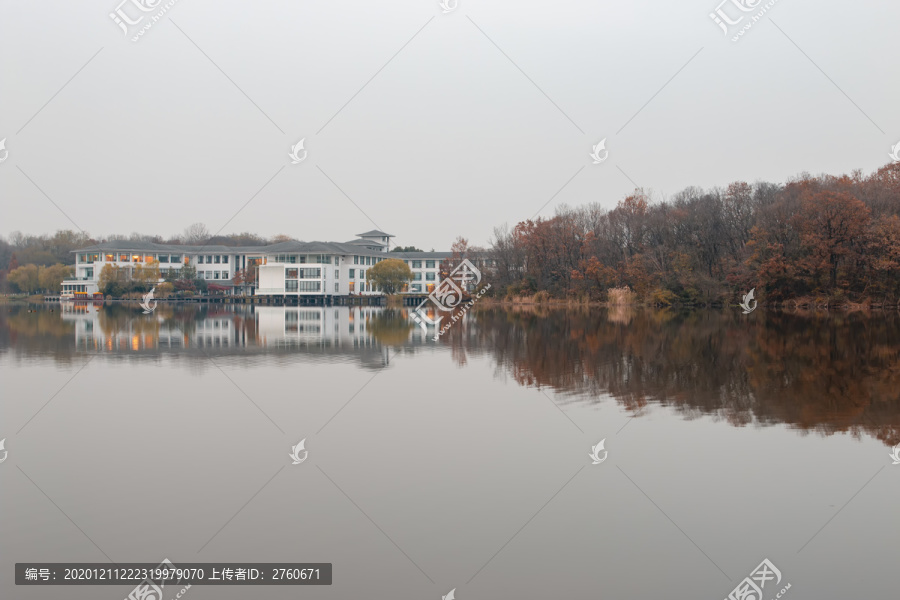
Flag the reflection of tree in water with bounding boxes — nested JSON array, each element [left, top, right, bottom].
[[0, 303, 215, 359], [471, 307, 900, 446], [436, 302, 489, 367], [6, 307, 75, 339], [367, 309, 413, 346], [0, 305, 78, 362], [96, 302, 207, 339], [606, 303, 636, 326], [98, 303, 156, 338], [745, 311, 900, 444], [4, 303, 898, 445]]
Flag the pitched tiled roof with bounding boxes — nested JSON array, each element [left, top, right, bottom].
[[75, 240, 394, 256], [344, 239, 386, 247], [387, 251, 453, 259]]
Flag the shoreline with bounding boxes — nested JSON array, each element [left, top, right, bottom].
[[5, 294, 900, 312], [475, 296, 900, 311]]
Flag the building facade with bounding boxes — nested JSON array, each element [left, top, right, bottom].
[[62, 230, 457, 298]]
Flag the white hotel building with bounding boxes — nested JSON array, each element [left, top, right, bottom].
[[62, 230, 455, 299]]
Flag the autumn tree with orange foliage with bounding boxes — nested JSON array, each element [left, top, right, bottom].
[[793, 190, 870, 289], [488, 162, 900, 304]]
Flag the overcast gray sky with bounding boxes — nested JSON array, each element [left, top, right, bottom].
[[1, 0, 898, 250]]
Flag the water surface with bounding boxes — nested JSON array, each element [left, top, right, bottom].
[[1, 303, 897, 599]]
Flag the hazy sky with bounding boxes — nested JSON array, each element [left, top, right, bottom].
[[1, 0, 898, 250]]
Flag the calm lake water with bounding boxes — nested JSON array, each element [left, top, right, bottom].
[[1, 303, 898, 599]]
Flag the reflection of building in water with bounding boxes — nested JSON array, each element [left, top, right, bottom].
[[60, 302, 98, 343], [63, 303, 437, 354], [61, 302, 196, 352], [193, 315, 234, 348], [256, 306, 435, 346]]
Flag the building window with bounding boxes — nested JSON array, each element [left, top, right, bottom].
[[426, 272, 435, 281], [132, 255, 142, 262], [198, 256, 204, 264], [214, 272, 220, 279], [222, 272, 229, 280], [354, 256, 359, 265], [334, 270, 339, 279], [158, 255, 169, 263], [215, 256, 221, 264], [349, 269, 355, 278], [349, 282, 355, 293], [411, 284, 421, 292], [426, 260, 435, 268], [223, 256, 229, 264], [286, 268, 298, 279], [335, 283, 339, 293], [120, 254, 130, 262], [105, 254, 114, 262], [366, 256, 371, 265], [413, 272, 422, 281], [360, 270, 365, 279], [206, 255, 213, 264], [412, 260, 422, 268], [286, 280, 299, 292]]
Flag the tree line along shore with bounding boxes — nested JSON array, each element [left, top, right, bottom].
[[3, 163, 900, 309]]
